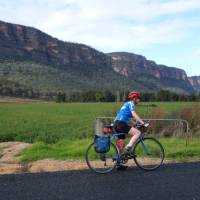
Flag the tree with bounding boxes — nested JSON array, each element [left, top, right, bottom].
[[55, 92, 66, 103], [157, 90, 171, 101]]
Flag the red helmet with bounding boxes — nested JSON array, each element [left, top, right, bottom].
[[128, 91, 141, 100]]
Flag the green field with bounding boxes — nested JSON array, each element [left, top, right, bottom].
[[0, 102, 120, 143], [0, 101, 200, 162], [0, 102, 199, 143]]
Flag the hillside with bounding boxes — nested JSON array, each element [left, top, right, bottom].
[[0, 20, 197, 98]]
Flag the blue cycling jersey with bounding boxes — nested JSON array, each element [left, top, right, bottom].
[[114, 101, 135, 124]]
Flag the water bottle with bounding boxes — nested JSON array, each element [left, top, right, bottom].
[[116, 139, 125, 150]]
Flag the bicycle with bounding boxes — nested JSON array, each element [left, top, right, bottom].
[[85, 123, 165, 174]]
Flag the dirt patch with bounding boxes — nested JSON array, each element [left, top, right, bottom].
[[28, 159, 89, 173], [0, 142, 32, 174], [0, 142, 31, 164]]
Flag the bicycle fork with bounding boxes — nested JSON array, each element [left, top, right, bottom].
[[140, 139, 151, 155]]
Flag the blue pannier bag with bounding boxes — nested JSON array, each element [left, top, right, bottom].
[[94, 135, 110, 153]]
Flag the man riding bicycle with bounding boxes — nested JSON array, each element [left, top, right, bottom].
[[114, 90, 148, 170]]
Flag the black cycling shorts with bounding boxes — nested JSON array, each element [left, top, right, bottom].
[[114, 120, 132, 139]]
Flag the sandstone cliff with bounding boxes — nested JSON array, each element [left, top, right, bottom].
[[0, 20, 197, 93], [107, 52, 194, 93]]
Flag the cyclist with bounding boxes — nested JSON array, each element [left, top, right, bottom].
[[114, 90, 148, 170]]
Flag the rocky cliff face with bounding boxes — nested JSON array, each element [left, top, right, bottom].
[[188, 76, 200, 92], [0, 20, 111, 73], [0, 20, 197, 93], [107, 52, 194, 93], [108, 52, 187, 81]]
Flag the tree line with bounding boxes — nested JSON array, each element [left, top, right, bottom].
[[0, 80, 54, 100], [55, 90, 200, 103], [0, 80, 199, 102]]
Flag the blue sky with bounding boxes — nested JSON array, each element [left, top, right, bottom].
[[0, 0, 200, 76]]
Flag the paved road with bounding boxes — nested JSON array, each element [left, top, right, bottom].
[[0, 162, 200, 200]]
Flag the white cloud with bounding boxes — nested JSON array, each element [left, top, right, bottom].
[[1, 0, 200, 51], [38, 15, 198, 52]]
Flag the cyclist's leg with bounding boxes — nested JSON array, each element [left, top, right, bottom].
[[114, 121, 139, 149], [125, 127, 141, 149]]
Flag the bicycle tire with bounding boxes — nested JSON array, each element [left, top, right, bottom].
[[133, 137, 165, 171], [85, 142, 119, 174]]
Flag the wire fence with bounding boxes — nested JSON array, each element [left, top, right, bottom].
[[95, 117, 191, 146]]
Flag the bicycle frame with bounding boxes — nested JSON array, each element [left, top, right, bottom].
[[86, 127, 165, 173], [110, 132, 151, 156], [110, 132, 125, 141]]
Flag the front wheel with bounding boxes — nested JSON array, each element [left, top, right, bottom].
[[85, 142, 119, 174], [133, 137, 165, 171]]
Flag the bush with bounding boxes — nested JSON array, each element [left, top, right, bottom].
[[144, 104, 200, 137], [179, 104, 200, 136]]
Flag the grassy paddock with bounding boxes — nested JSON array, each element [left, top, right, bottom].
[[0, 101, 199, 163], [0, 102, 199, 143], [19, 137, 200, 163], [0, 102, 120, 143]]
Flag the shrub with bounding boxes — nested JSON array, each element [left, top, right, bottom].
[[179, 104, 200, 136]]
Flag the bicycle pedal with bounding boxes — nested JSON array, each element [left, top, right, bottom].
[[127, 155, 133, 159], [126, 153, 136, 159]]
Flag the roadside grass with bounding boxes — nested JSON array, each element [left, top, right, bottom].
[[19, 139, 92, 162], [160, 137, 200, 162], [19, 137, 200, 163]]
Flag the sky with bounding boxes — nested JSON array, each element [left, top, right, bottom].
[[0, 0, 200, 76]]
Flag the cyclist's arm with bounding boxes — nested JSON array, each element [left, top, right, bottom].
[[131, 111, 144, 125]]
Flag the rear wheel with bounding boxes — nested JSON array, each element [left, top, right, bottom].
[[85, 142, 119, 174], [133, 137, 165, 171]]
